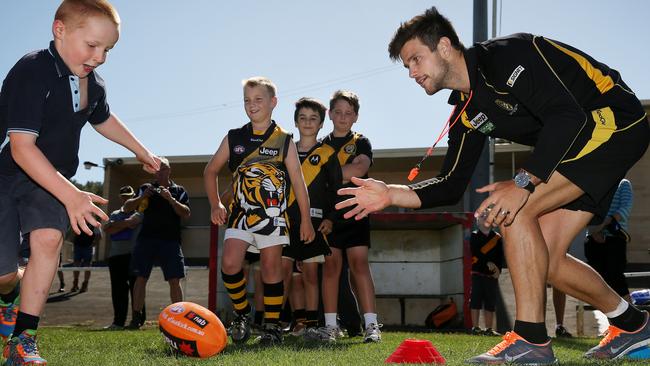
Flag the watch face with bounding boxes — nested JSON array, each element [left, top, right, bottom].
[[514, 172, 529, 188]]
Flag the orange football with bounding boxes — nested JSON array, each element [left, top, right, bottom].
[[159, 302, 227, 358]]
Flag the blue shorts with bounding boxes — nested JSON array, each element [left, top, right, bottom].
[[73, 244, 93, 264], [0, 173, 68, 276], [132, 236, 185, 281]]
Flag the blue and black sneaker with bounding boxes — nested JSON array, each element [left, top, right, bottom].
[[466, 331, 558, 365]]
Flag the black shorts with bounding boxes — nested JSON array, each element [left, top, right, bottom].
[[132, 235, 185, 281], [558, 115, 649, 223], [0, 173, 68, 276], [329, 217, 371, 250], [244, 250, 260, 265], [284, 218, 331, 261], [470, 274, 498, 311]]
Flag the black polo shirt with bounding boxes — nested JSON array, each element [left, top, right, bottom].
[[0, 41, 111, 178], [137, 181, 189, 241]]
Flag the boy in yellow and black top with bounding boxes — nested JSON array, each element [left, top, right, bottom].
[[338, 7, 649, 363], [281, 98, 341, 340], [319, 90, 382, 343], [470, 220, 503, 337], [203, 77, 315, 346]]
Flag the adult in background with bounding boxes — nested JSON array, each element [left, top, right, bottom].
[[102, 185, 144, 330], [123, 158, 190, 329], [70, 227, 101, 293], [337, 7, 649, 363], [585, 178, 634, 302]]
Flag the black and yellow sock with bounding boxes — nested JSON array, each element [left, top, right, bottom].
[[293, 308, 306, 325], [263, 281, 284, 326], [222, 270, 250, 316], [13, 312, 39, 338], [305, 310, 319, 328]]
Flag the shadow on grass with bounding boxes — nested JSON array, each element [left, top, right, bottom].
[[140, 335, 354, 359], [46, 290, 83, 303]]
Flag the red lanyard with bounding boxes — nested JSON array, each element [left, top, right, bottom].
[[408, 90, 474, 181]]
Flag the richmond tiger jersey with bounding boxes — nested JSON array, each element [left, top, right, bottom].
[[410, 33, 647, 209], [286, 141, 342, 224], [321, 131, 373, 222], [226, 121, 292, 235]]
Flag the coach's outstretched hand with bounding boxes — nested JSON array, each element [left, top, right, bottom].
[[336, 177, 392, 220]]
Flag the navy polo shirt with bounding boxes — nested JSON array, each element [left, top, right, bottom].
[[0, 41, 111, 178]]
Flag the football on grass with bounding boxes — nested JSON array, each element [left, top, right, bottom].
[[159, 302, 227, 358]]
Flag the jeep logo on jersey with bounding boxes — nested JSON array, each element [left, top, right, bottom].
[[494, 99, 518, 115], [233, 145, 245, 155], [184, 311, 209, 329], [470, 112, 489, 129], [259, 147, 279, 156], [309, 155, 321, 165], [343, 144, 356, 154], [507, 65, 525, 87]]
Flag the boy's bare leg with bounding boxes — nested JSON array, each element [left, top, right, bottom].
[[302, 263, 319, 311], [346, 246, 376, 314], [322, 248, 343, 314], [0, 270, 22, 295], [221, 239, 248, 275], [19, 229, 63, 316]]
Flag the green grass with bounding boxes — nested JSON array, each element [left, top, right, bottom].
[[11, 326, 647, 365]]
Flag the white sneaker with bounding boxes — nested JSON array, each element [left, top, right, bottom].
[[363, 323, 382, 343], [304, 326, 339, 343]]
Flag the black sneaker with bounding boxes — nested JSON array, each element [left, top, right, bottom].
[[555, 325, 572, 338], [126, 311, 145, 330], [471, 326, 483, 335], [228, 313, 252, 344], [483, 328, 501, 336], [259, 324, 283, 346]]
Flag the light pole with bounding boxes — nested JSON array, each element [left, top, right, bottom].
[[82, 158, 123, 170]]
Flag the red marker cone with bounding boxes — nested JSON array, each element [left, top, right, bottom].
[[385, 339, 445, 364]]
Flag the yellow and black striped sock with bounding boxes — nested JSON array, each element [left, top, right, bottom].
[[222, 270, 250, 316], [305, 310, 319, 328], [263, 281, 284, 326]]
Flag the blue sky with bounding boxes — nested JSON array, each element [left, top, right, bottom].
[[1, 1, 648, 184]]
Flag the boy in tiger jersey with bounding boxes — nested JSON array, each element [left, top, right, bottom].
[[318, 90, 381, 343], [281, 98, 342, 340], [203, 77, 315, 346]]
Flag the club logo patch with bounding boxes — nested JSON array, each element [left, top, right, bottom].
[[506, 65, 525, 87], [494, 99, 518, 115], [343, 144, 356, 154], [309, 155, 321, 165], [233, 145, 245, 154], [168, 304, 185, 314]]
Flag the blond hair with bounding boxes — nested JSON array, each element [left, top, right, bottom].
[[242, 76, 277, 98], [55, 0, 121, 28]]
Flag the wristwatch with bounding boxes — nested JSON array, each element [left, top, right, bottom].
[[513, 170, 535, 194]]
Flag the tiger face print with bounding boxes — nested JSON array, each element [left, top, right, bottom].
[[232, 162, 287, 232]]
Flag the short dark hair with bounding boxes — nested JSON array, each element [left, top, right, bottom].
[[388, 6, 464, 62], [329, 90, 359, 115], [294, 97, 327, 123]]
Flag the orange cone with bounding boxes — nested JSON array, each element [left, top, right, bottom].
[[385, 339, 445, 364]]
